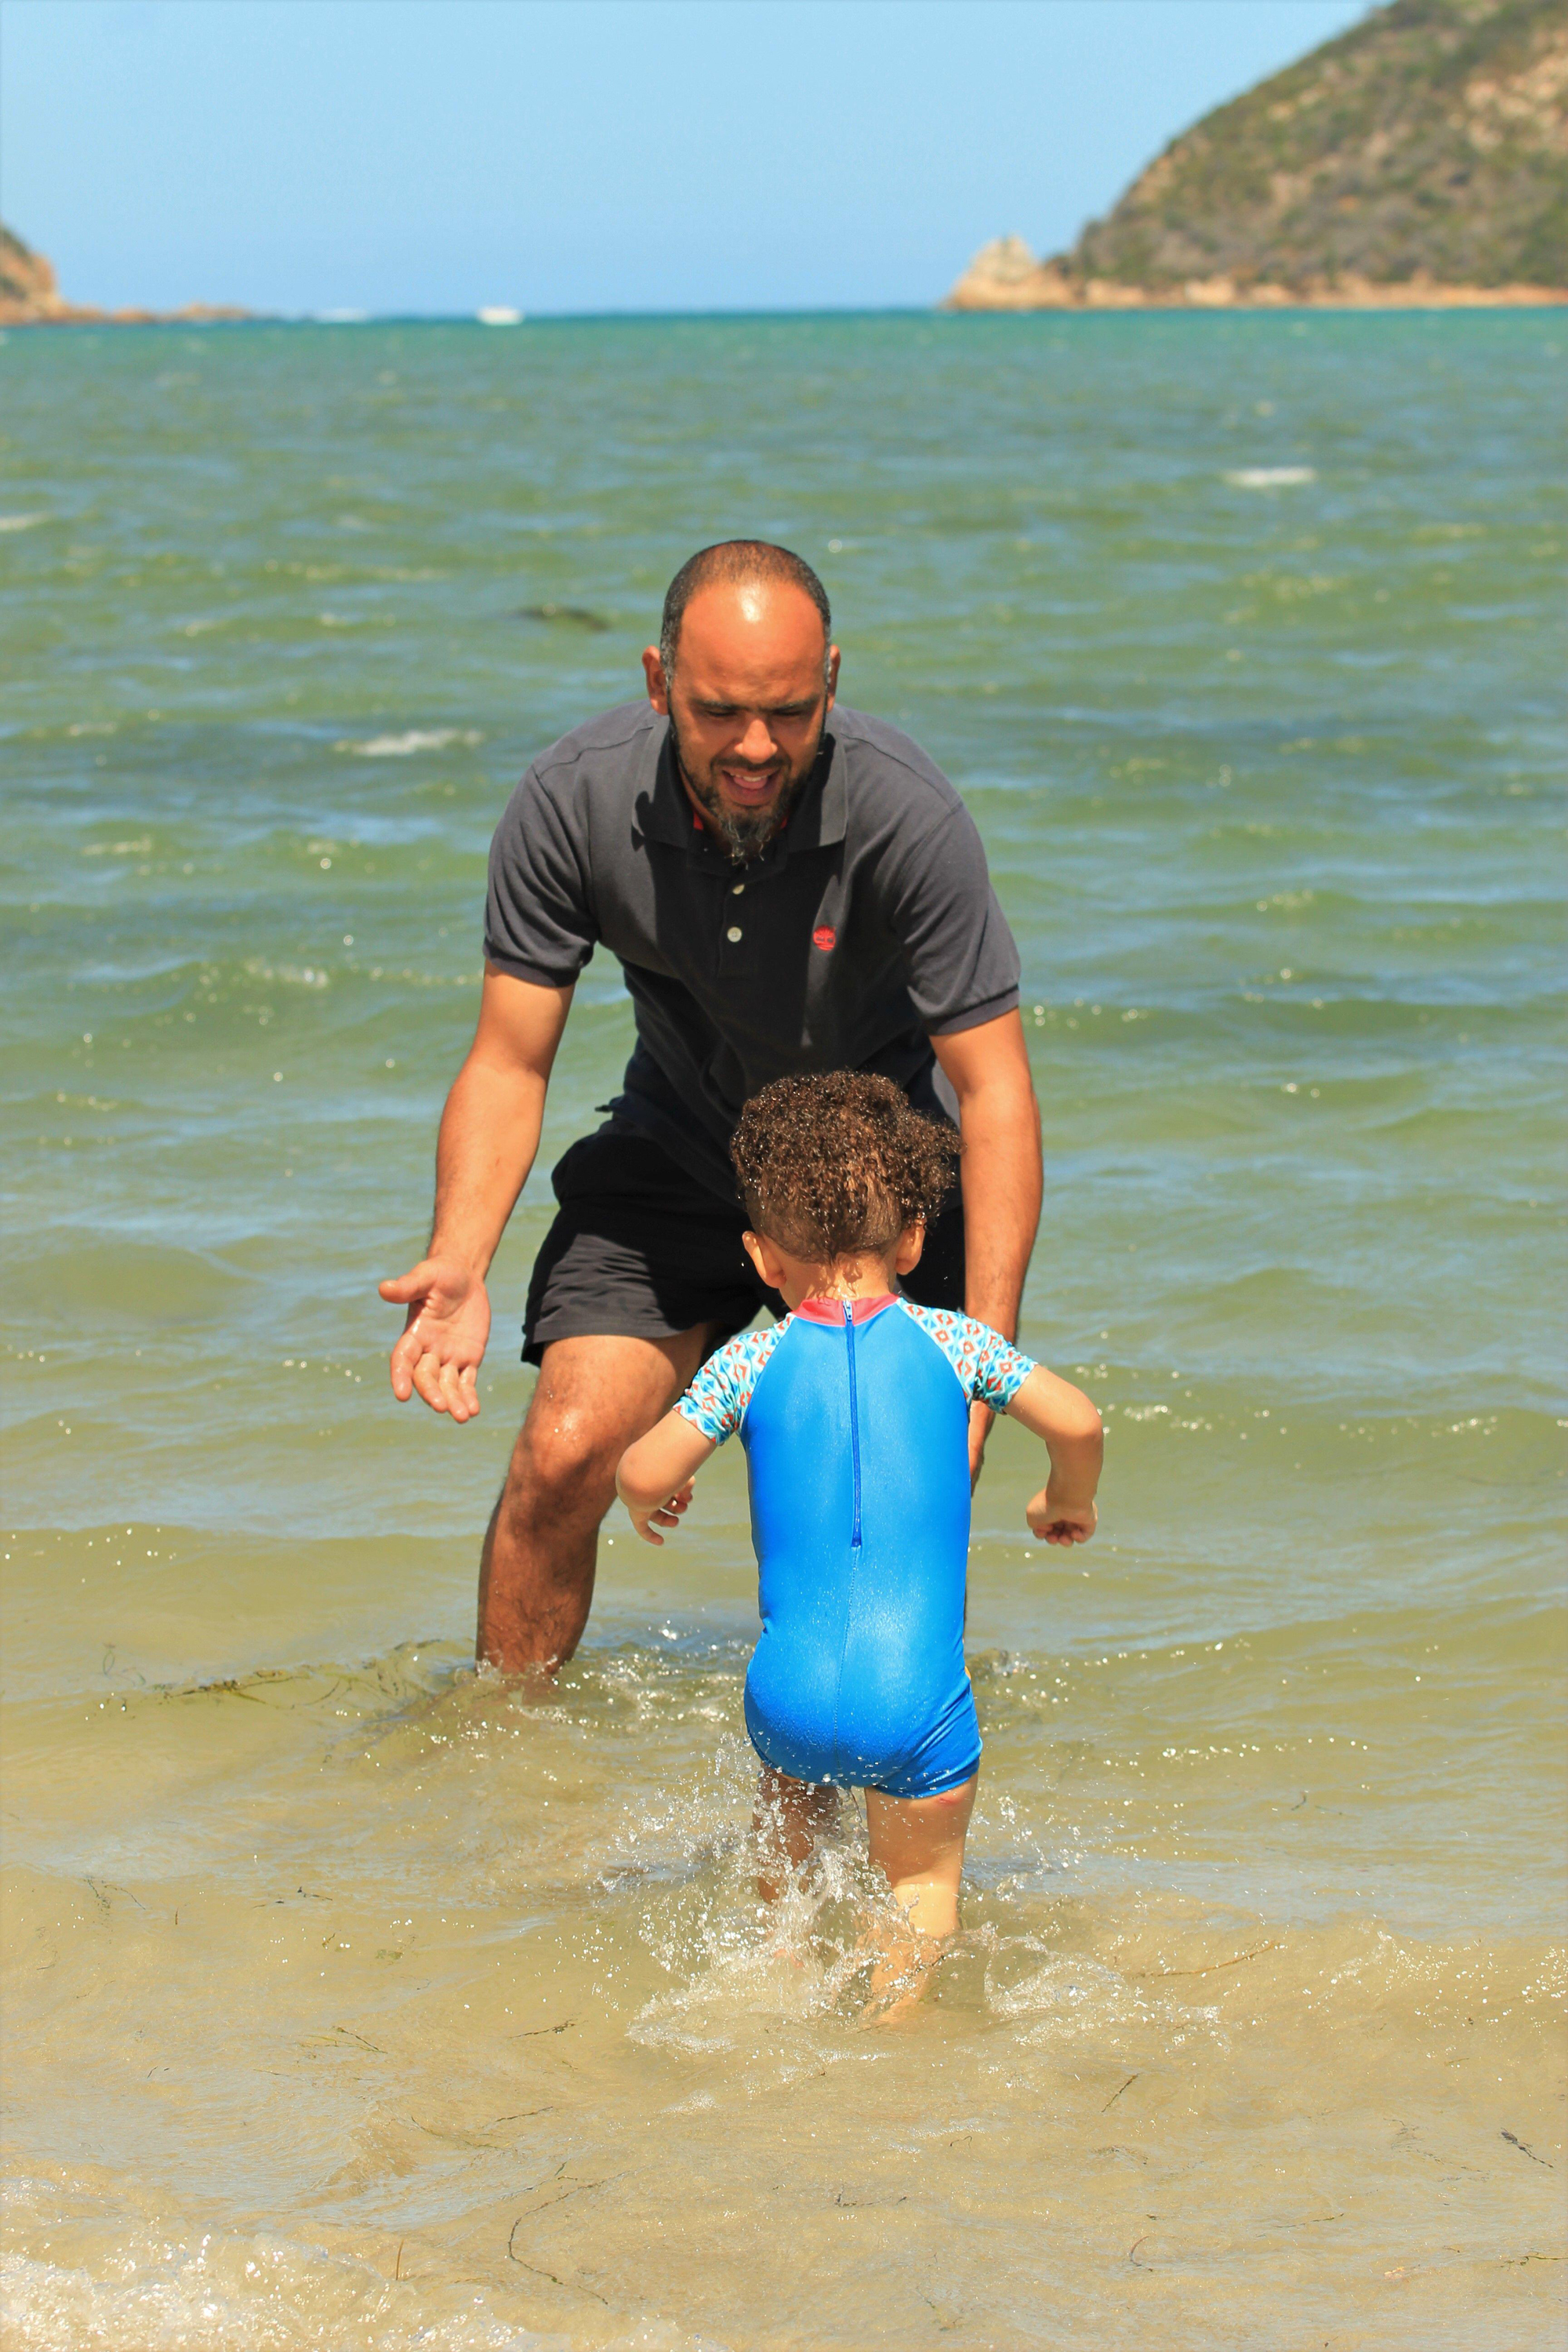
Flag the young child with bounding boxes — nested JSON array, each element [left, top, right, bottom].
[[615, 1071, 1102, 2006]]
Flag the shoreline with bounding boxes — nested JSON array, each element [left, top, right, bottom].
[[0, 299, 252, 327], [943, 274, 1568, 314]]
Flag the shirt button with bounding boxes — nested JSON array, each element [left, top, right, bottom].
[[726, 925, 742, 943], [731, 881, 745, 896]]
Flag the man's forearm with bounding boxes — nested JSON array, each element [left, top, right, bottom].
[[957, 1078, 1042, 1338], [429, 1054, 548, 1276], [931, 1011, 1044, 1344]]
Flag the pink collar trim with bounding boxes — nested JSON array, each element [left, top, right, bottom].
[[793, 1293, 898, 1327]]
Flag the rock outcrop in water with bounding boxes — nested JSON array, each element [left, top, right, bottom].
[[0, 222, 249, 325], [946, 0, 1568, 308], [0, 225, 64, 321]]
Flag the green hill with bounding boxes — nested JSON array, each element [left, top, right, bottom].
[[949, 0, 1567, 307]]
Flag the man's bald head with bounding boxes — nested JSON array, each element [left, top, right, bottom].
[[642, 539, 840, 863], [659, 541, 831, 684]]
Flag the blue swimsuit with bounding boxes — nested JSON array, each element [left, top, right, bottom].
[[678, 1297, 1036, 1799]]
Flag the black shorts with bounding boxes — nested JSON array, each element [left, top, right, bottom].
[[521, 1120, 965, 1366]]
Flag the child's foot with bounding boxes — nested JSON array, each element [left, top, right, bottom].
[[858, 1929, 949, 2024]]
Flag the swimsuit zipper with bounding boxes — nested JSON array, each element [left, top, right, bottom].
[[844, 1302, 862, 1550]]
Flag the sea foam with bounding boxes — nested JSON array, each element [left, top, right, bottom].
[[1224, 465, 1317, 486]]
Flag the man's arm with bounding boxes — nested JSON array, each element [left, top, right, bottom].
[[931, 1009, 1043, 1479], [379, 967, 573, 1421]]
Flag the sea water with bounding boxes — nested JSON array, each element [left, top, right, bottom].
[[1, 311, 1563, 2350]]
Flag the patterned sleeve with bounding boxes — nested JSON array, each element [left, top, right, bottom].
[[898, 1301, 1037, 1410], [967, 1322, 1038, 1411], [675, 1325, 785, 1445]]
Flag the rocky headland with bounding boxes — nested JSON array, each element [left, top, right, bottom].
[[947, 0, 1567, 309], [0, 224, 248, 326]]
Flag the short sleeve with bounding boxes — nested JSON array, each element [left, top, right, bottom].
[[967, 1324, 1037, 1412], [884, 803, 1021, 1037], [675, 1326, 784, 1445], [484, 765, 598, 986], [898, 1301, 1036, 1410]]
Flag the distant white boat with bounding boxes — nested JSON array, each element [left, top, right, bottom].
[[477, 307, 523, 326], [1225, 466, 1316, 488], [314, 309, 369, 324]]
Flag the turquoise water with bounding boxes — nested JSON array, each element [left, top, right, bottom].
[[2, 312, 1564, 2348]]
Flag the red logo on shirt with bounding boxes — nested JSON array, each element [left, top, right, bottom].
[[812, 925, 837, 951]]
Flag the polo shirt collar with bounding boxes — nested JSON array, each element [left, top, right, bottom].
[[634, 717, 848, 860], [633, 717, 690, 846], [789, 725, 848, 851]]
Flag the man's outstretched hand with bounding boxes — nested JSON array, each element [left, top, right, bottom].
[[379, 1256, 491, 1421]]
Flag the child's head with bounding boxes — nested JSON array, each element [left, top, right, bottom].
[[730, 1071, 959, 1290]]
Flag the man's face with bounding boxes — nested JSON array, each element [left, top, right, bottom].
[[642, 582, 840, 862]]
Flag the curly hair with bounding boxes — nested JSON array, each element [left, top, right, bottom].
[[730, 1071, 959, 1265]]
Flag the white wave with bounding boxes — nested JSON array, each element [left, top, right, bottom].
[[0, 513, 48, 532], [339, 728, 484, 757], [0, 2217, 731, 2352], [987, 1943, 1228, 2059], [1224, 466, 1316, 488], [0, 2239, 569, 2352]]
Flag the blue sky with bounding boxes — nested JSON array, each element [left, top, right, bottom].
[[2, 0, 1370, 314]]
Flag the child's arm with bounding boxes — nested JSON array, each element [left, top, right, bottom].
[[615, 1411, 717, 1547], [1004, 1366, 1103, 1546]]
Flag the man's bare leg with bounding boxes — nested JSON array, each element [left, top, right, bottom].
[[478, 1326, 720, 1671]]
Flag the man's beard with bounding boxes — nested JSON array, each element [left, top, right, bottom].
[[668, 710, 826, 863]]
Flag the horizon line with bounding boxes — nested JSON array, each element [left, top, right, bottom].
[[9, 298, 1544, 331]]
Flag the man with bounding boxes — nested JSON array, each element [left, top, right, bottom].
[[381, 541, 1041, 1671]]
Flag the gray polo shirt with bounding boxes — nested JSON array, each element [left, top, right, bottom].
[[485, 699, 1020, 1199]]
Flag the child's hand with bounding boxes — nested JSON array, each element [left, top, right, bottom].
[[1025, 1487, 1097, 1546], [616, 1410, 714, 1545], [626, 1481, 695, 1547]]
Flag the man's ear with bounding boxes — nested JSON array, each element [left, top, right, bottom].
[[643, 646, 670, 713], [825, 644, 840, 708], [893, 1222, 926, 1276]]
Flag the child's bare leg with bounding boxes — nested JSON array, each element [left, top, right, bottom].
[[862, 1774, 978, 2013], [753, 1767, 840, 1903]]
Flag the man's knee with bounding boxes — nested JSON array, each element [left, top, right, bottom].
[[506, 1399, 621, 1517], [496, 1330, 711, 1537]]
